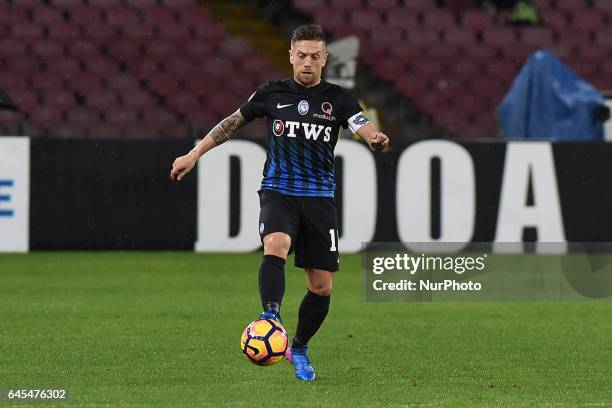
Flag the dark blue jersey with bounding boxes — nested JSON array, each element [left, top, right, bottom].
[[240, 79, 369, 197]]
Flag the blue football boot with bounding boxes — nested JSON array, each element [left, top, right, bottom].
[[258, 310, 283, 324], [286, 344, 315, 381]]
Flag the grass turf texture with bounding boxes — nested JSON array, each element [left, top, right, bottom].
[[0, 252, 610, 407]]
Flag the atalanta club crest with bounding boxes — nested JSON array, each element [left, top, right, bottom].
[[273, 119, 284, 136], [298, 100, 309, 115], [322, 102, 333, 115]]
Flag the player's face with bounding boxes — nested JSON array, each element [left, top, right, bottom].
[[289, 40, 327, 87]]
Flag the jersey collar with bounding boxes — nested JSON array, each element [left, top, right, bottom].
[[290, 78, 326, 94]]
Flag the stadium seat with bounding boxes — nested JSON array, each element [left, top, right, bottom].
[[367, 27, 403, 50], [83, 23, 118, 43], [141, 5, 178, 26], [592, 0, 612, 11], [177, 6, 216, 28], [69, 40, 100, 57], [105, 7, 140, 27], [368, 0, 401, 11], [83, 57, 119, 74], [144, 41, 176, 58], [482, 28, 517, 47], [556, 30, 591, 49], [460, 9, 493, 32], [546, 44, 573, 58], [374, 59, 407, 82], [12, 23, 45, 39], [554, 0, 589, 12], [50, 0, 89, 5], [11, 90, 41, 113], [142, 110, 178, 127], [104, 108, 138, 125], [312, 8, 348, 30], [218, 37, 253, 60], [124, 0, 159, 6], [120, 89, 157, 109], [422, 9, 456, 30], [201, 57, 235, 79], [167, 1, 201, 11], [385, 9, 419, 29], [183, 41, 216, 57], [519, 27, 554, 47], [539, 10, 569, 33], [293, 0, 325, 13], [156, 22, 192, 41], [595, 30, 612, 46], [531, 0, 551, 9], [30, 76, 66, 92], [450, 60, 482, 79], [350, 10, 382, 27], [30, 40, 65, 57], [10, 56, 43, 73], [404, 0, 437, 10], [121, 26, 155, 42], [571, 10, 606, 33], [443, 28, 476, 46], [329, 0, 362, 7], [164, 58, 197, 77], [405, 29, 440, 46], [48, 23, 82, 40], [45, 91, 78, 109], [66, 72, 105, 92], [171, 94, 201, 114], [87, 91, 119, 109], [33, 7, 66, 24], [0, 6, 28, 25], [192, 24, 226, 41], [575, 45, 609, 61], [145, 73, 183, 97], [0, 39, 28, 56], [68, 6, 104, 26], [67, 109, 102, 125]]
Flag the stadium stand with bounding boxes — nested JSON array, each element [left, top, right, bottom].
[[0, 0, 283, 138], [293, 0, 610, 139], [0, 0, 609, 139]]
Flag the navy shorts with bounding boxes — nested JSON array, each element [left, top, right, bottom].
[[258, 189, 339, 272]]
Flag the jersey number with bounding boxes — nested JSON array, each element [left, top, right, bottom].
[[329, 229, 338, 252]]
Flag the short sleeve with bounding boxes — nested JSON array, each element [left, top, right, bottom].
[[240, 83, 269, 122], [340, 91, 370, 134]]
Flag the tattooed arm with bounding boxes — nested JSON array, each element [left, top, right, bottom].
[[170, 110, 247, 181]]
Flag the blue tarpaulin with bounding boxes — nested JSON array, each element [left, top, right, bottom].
[[497, 49, 605, 141]]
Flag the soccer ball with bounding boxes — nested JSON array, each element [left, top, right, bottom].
[[240, 319, 288, 366]]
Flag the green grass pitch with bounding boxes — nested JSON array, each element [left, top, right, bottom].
[[0, 252, 611, 407]]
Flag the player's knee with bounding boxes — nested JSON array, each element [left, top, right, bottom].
[[263, 233, 291, 257], [309, 281, 332, 296]]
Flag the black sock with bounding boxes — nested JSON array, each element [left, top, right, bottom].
[[293, 290, 331, 347], [258, 255, 285, 313]]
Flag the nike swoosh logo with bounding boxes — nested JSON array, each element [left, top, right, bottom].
[[277, 103, 293, 109]]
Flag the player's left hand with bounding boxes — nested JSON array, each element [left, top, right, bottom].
[[368, 132, 389, 151]]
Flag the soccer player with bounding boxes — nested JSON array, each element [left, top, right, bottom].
[[170, 24, 389, 381]]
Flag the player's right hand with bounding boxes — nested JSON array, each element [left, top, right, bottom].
[[170, 153, 197, 181]]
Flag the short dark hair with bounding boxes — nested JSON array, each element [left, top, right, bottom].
[[291, 24, 327, 46]]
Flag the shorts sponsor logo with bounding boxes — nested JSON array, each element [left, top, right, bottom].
[[298, 100, 309, 115], [272, 120, 284, 136], [259, 222, 265, 234]]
